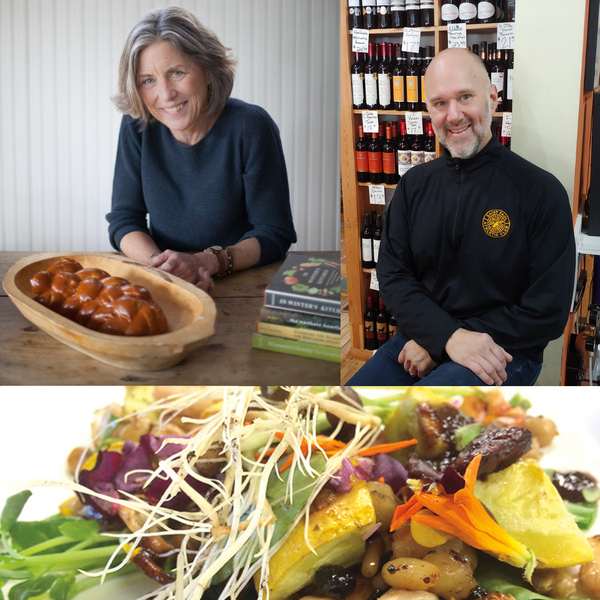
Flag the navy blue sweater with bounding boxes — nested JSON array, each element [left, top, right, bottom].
[[377, 136, 575, 364], [106, 98, 296, 266]]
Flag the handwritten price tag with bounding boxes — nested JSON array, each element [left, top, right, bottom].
[[402, 28, 421, 54], [405, 112, 423, 135], [370, 270, 380, 291], [369, 185, 386, 205], [352, 28, 369, 54], [501, 112, 512, 138], [447, 23, 467, 48], [497, 23, 515, 49], [362, 111, 379, 134]]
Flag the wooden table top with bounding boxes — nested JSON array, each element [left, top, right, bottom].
[[0, 251, 340, 385]]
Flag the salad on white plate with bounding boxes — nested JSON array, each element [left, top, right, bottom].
[[0, 386, 599, 600]]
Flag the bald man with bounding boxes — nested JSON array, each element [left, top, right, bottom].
[[349, 48, 575, 386]]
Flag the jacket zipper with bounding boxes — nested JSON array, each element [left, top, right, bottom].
[[452, 166, 464, 247]]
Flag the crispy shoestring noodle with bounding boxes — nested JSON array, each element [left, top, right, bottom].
[[28, 387, 385, 600]]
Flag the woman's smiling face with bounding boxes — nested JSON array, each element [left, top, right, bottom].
[[138, 41, 211, 145]]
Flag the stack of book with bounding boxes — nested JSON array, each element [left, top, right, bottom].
[[252, 253, 341, 362]]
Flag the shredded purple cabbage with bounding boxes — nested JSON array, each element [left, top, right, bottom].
[[77, 433, 206, 517], [328, 453, 408, 495]]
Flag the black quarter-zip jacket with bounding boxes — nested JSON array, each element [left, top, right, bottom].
[[377, 135, 576, 364]]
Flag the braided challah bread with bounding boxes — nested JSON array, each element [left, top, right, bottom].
[[30, 258, 168, 336]]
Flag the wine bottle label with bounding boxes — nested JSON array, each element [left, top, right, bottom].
[[348, 0, 361, 6], [506, 68, 513, 100], [406, 0, 419, 7], [421, 77, 427, 103], [491, 71, 504, 94], [352, 73, 365, 106], [378, 74, 392, 107], [406, 76, 419, 103], [411, 150, 424, 165], [377, 323, 388, 342], [391, 1, 406, 11], [424, 150, 436, 162], [373, 239, 381, 262], [397, 150, 411, 175], [459, 3, 477, 19], [441, 4, 459, 19], [377, 0, 391, 5], [364, 6, 375, 14], [477, 1, 495, 19], [365, 74, 378, 105], [362, 239, 373, 262], [383, 151, 396, 174], [388, 323, 397, 337], [420, 0, 434, 8], [349, 8, 358, 15], [378, 6, 388, 14], [356, 150, 369, 173], [368, 151, 383, 173], [393, 76, 405, 102]]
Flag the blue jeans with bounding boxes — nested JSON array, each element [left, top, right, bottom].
[[347, 334, 542, 386]]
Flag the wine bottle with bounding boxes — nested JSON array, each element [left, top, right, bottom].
[[393, 45, 407, 111], [405, 0, 421, 27], [441, 0, 460, 23], [348, 0, 363, 29], [410, 132, 424, 167], [504, 49, 514, 112], [363, 0, 378, 28], [351, 52, 366, 109], [490, 49, 505, 112], [365, 42, 379, 110], [361, 213, 374, 270], [388, 312, 398, 338], [507, 0, 515, 21], [459, 0, 477, 23], [472, 43, 479, 56], [397, 119, 412, 177], [477, 0, 496, 23], [382, 124, 399, 185], [377, 0, 391, 28], [373, 213, 383, 263], [364, 294, 376, 350], [480, 41, 490, 74], [390, 0, 405, 28], [392, 120, 399, 147], [420, 0, 434, 27], [424, 120, 436, 162], [420, 46, 433, 111], [356, 125, 370, 183], [406, 52, 421, 112], [378, 42, 393, 110], [368, 132, 384, 184], [376, 298, 389, 348]]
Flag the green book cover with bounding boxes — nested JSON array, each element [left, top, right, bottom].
[[256, 321, 340, 347], [251, 333, 341, 363], [264, 253, 341, 318]]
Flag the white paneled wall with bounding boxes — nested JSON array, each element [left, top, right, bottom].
[[0, 0, 340, 252]]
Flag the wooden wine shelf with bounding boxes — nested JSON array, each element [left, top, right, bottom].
[[348, 23, 501, 35]]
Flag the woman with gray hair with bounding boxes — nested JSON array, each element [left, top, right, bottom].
[[106, 6, 296, 293]]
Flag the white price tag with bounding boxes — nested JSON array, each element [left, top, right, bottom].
[[352, 28, 369, 54], [362, 111, 379, 134], [447, 23, 467, 48], [497, 23, 515, 50], [501, 112, 512, 138], [370, 270, 380, 291], [402, 28, 421, 54], [405, 112, 423, 135], [369, 185, 386, 205]]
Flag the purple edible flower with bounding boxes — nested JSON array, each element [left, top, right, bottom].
[[372, 453, 408, 496]]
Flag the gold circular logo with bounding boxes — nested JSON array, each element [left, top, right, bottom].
[[482, 209, 510, 238]]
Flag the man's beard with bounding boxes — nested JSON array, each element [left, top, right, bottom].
[[435, 98, 493, 160]]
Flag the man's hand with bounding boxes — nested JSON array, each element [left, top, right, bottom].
[[445, 328, 512, 386], [398, 340, 438, 378], [150, 250, 216, 293]]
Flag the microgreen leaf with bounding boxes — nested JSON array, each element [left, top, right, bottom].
[[1, 491, 32, 534], [58, 519, 100, 542], [8, 574, 55, 600]]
